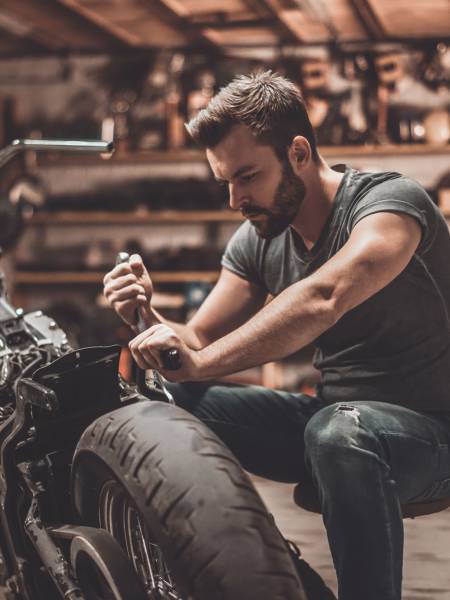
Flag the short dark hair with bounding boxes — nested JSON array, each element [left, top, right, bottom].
[[185, 70, 319, 162]]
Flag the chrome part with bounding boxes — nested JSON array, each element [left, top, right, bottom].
[[0, 139, 113, 167], [98, 481, 183, 599]]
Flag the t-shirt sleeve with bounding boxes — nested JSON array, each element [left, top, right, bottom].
[[221, 221, 265, 285], [349, 175, 438, 253]]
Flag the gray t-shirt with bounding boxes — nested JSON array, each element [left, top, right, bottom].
[[222, 166, 450, 414]]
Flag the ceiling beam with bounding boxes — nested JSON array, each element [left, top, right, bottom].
[[349, 0, 386, 40], [149, 0, 221, 50], [0, 4, 64, 51], [0, 27, 49, 57], [0, 0, 126, 52], [246, 0, 303, 43], [55, 0, 143, 46], [190, 17, 274, 31]]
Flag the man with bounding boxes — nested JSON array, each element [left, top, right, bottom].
[[103, 71, 450, 600]]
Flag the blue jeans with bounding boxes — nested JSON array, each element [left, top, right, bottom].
[[166, 381, 450, 600]]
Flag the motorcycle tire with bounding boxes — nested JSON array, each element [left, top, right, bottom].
[[71, 400, 306, 600]]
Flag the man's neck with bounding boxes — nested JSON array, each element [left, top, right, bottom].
[[291, 156, 345, 250]]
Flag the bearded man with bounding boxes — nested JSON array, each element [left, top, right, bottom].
[[103, 71, 450, 600]]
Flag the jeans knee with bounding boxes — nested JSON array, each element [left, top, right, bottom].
[[304, 402, 382, 470]]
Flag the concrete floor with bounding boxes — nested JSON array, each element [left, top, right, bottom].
[[252, 476, 450, 600]]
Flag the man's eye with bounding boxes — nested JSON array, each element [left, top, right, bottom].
[[241, 173, 257, 183]]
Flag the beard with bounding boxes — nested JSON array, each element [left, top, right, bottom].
[[241, 161, 306, 239]]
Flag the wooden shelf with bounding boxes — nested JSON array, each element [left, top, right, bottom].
[[14, 271, 220, 285], [34, 144, 450, 190], [36, 149, 206, 166], [28, 210, 242, 225], [321, 144, 450, 157], [36, 144, 450, 166]]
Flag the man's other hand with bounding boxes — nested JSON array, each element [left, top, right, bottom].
[[129, 324, 202, 382], [103, 253, 153, 327]]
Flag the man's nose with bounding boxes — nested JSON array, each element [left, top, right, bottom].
[[228, 183, 246, 211]]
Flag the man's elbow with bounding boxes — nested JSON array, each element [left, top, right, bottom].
[[310, 282, 347, 328]]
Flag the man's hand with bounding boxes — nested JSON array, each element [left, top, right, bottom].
[[128, 324, 203, 382], [103, 254, 153, 327]]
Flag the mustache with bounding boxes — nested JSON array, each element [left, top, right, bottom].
[[241, 205, 272, 217]]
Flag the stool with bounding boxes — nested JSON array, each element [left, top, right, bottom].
[[293, 482, 450, 518]]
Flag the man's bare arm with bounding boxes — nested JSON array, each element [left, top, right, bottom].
[[145, 268, 267, 349], [195, 212, 422, 379]]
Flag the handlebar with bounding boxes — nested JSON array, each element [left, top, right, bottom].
[[0, 139, 113, 169]]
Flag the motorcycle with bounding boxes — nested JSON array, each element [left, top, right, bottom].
[[0, 139, 306, 600]]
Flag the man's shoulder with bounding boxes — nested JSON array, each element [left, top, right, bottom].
[[345, 168, 431, 209], [352, 168, 425, 195]]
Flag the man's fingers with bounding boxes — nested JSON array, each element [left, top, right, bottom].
[[139, 344, 163, 370], [109, 284, 146, 304], [130, 325, 158, 345], [129, 337, 163, 370], [130, 323, 179, 349], [129, 254, 145, 277], [106, 273, 138, 292], [129, 325, 178, 370], [130, 347, 154, 370], [103, 262, 132, 285]]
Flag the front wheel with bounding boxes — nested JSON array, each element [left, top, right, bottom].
[[71, 401, 306, 600]]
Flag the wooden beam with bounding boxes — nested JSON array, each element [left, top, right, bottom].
[[149, 0, 221, 49], [190, 17, 273, 30], [55, 0, 143, 46], [349, 0, 385, 40], [0, 27, 49, 57], [0, 0, 126, 51], [242, 0, 300, 43], [263, 0, 332, 43]]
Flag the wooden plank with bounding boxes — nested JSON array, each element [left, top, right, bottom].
[[324, 0, 369, 40], [348, 0, 385, 39], [244, 0, 303, 43], [168, 0, 248, 15], [71, 0, 193, 46], [14, 271, 220, 284], [367, 0, 450, 38], [278, 9, 331, 43], [28, 210, 243, 225], [55, 0, 145, 46], [0, 0, 124, 50], [0, 29, 48, 56], [203, 25, 279, 45]]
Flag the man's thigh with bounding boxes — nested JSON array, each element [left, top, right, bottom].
[[166, 381, 325, 483], [306, 400, 450, 503]]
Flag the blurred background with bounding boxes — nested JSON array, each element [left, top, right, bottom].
[[0, 0, 449, 389]]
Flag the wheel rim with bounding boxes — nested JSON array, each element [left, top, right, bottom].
[[98, 480, 183, 600]]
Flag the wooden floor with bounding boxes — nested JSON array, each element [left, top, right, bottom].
[[252, 476, 450, 600]]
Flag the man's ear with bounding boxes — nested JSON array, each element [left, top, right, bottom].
[[287, 136, 311, 173]]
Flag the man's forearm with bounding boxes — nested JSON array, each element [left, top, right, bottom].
[[197, 278, 338, 379]]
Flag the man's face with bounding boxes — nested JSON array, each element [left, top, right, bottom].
[[206, 125, 306, 239]]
